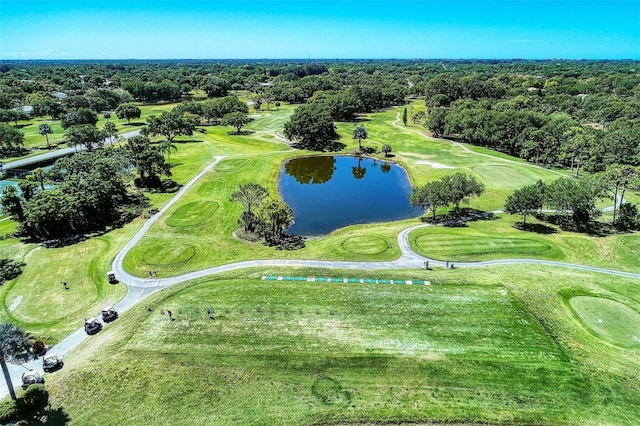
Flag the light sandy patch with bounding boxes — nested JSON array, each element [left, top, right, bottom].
[[9, 295, 22, 312], [415, 160, 456, 169]]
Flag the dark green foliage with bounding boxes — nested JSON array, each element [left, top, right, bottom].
[[0, 259, 25, 285], [0, 123, 25, 154], [144, 108, 199, 143], [221, 111, 250, 134], [616, 203, 640, 230], [61, 107, 98, 129], [283, 103, 339, 151], [15, 150, 148, 238], [124, 135, 171, 186], [64, 124, 104, 151], [504, 181, 546, 225], [200, 96, 248, 124], [115, 102, 141, 124], [545, 176, 605, 229]]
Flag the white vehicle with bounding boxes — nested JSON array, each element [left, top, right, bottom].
[[101, 306, 118, 323], [21, 370, 44, 389], [84, 317, 103, 335], [42, 352, 64, 372]]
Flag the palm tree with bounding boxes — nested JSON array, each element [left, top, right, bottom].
[[38, 123, 53, 149], [103, 121, 117, 146], [160, 139, 178, 167], [353, 124, 368, 153], [0, 322, 30, 400]]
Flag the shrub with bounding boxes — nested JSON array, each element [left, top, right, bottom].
[[32, 340, 46, 356], [0, 398, 18, 424]]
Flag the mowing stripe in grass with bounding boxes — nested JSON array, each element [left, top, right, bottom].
[[262, 276, 431, 285]]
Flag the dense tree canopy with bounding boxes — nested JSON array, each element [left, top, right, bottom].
[[283, 103, 340, 151]]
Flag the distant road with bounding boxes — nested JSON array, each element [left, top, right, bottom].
[[2, 129, 141, 171]]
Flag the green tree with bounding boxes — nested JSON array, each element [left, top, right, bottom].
[[545, 176, 604, 228], [0, 123, 25, 154], [425, 107, 447, 138], [381, 143, 392, 157], [353, 124, 367, 152], [504, 183, 545, 225], [443, 173, 485, 214], [103, 121, 118, 146], [38, 123, 53, 149], [124, 135, 170, 186], [602, 164, 640, 225], [221, 111, 250, 134], [65, 124, 104, 152], [61, 108, 98, 129], [402, 107, 408, 126], [144, 109, 199, 145], [230, 183, 269, 232], [0, 322, 30, 400], [1, 186, 25, 223], [115, 103, 142, 124], [257, 198, 294, 244], [410, 180, 447, 219], [283, 103, 339, 151]]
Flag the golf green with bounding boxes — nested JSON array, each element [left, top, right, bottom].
[[569, 296, 640, 347]]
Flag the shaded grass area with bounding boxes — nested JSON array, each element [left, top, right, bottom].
[[45, 265, 640, 425]]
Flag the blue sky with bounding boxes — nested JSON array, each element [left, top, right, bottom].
[[1, 0, 639, 59]]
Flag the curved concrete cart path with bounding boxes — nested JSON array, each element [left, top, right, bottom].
[[3, 143, 640, 399]]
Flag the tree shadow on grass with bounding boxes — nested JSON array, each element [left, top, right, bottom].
[[16, 405, 71, 425], [513, 222, 558, 234], [226, 130, 255, 136], [420, 208, 496, 227], [123, 122, 146, 127]]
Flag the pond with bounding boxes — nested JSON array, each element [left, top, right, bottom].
[[279, 155, 423, 236]]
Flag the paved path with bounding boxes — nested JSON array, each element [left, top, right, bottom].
[[3, 126, 640, 399], [2, 129, 141, 171]]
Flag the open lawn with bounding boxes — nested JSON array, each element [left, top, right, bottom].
[[44, 265, 640, 425]]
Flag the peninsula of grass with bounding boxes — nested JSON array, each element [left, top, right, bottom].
[[44, 265, 640, 425]]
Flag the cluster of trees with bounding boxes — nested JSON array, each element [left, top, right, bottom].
[[419, 63, 640, 176], [1, 149, 155, 239], [230, 183, 301, 248], [410, 173, 485, 218], [505, 168, 640, 230]]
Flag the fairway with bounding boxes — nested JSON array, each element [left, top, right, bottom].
[[569, 296, 640, 347], [48, 278, 596, 425]]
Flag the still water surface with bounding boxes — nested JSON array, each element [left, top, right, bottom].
[[279, 156, 423, 235]]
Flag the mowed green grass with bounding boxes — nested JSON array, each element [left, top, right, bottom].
[[569, 296, 640, 347], [45, 265, 640, 425], [409, 214, 640, 272]]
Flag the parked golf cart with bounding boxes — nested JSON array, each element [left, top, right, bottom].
[[21, 370, 44, 389], [101, 306, 118, 323], [42, 352, 64, 372], [84, 317, 102, 335], [107, 270, 117, 284]]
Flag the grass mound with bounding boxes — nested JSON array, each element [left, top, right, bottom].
[[341, 236, 390, 254], [165, 201, 218, 227], [569, 296, 640, 347], [142, 242, 196, 266]]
